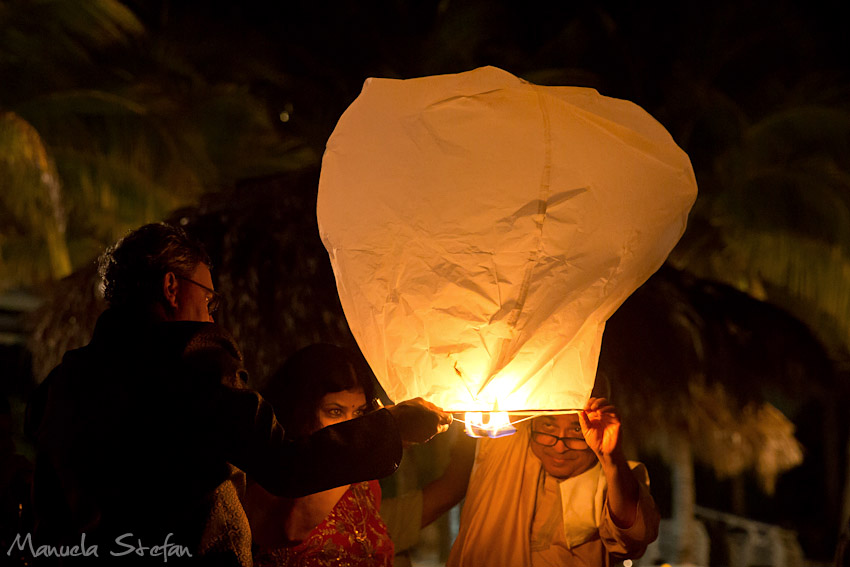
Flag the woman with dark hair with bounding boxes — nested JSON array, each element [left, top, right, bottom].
[[244, 343, 394, 567]]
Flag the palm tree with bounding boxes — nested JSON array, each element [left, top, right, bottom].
[[669, 100, 850, 363], [0, 111, 71, 287], [647, 13, 850, 557], [1, 0, 145, 284], [0, 0, 313, 293], [599, 266, 835, 563]]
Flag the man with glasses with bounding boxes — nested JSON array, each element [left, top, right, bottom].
[[448, 395, 659, 566], [26, 222, 450, 565]]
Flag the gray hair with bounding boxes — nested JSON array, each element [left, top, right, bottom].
[[98, 223, 210, 309]]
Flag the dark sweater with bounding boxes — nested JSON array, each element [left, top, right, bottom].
[[25, 308, 402, 564]]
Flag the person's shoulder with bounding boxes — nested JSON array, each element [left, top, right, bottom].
[[171, 321, 239, 349], [24, 340, 96, 440], [367, 478, 382, 501], [161, 322, 249, 388], [155, 321, 240, 357], [157, 319, 229, 340], [352, 480, 383, 508], [28, 341, 91, 393]]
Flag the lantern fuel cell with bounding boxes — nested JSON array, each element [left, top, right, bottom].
[[318, 66, 697, 414], [462, 412, 517, 438]]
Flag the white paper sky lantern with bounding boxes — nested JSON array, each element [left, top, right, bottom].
[[317, 66, 697, 417]]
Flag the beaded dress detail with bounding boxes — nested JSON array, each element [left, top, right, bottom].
[[254, 480, 393, 567]]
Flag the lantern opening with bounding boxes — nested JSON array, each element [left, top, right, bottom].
[[463, 411, 517, 438]]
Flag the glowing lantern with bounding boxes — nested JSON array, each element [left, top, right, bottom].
[[317, 66, 697, 422]]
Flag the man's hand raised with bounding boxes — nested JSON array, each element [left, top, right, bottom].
[[386, 398, 452, 446]]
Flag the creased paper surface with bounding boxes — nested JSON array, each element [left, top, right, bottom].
[[318, 66, 697, 412]]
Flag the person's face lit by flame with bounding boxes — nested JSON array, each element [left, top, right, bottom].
[[530, 414, 597, 479], [315, 388, 370, 430]]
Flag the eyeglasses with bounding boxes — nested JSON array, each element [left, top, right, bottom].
[[530, 430, 590, 450], [176, 276, 222, 315]]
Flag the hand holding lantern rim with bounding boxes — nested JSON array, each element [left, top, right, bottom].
[[579, 396, 641, 528], [456, 398, 623, 445], [386, 397, 452, 447], [578, 397, 622, 459]]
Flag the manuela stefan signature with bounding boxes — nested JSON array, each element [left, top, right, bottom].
[[7, 532, 192, 561]]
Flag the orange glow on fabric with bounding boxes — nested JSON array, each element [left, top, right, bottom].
[[317, 66, 697, 415]]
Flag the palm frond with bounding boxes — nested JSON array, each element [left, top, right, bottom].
[[0, 111, 71, 284], [0, 0, 143, 104]]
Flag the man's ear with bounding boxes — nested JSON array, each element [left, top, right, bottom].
[[163, 272, 180, 309]]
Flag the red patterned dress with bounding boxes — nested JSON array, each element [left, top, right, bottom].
[[253, 480, 394, 567]]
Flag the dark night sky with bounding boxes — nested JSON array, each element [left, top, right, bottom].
[[124, 0, 850, 158]]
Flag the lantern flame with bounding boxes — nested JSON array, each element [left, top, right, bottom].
[[464, 411, 517, 438]]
